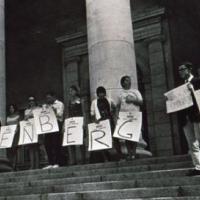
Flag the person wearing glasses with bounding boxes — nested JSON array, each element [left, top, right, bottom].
[[178, 62, 200, 176]]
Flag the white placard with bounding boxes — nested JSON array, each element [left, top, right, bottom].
[[33, 107, 59, 135], [164, 83, 193, 113], [19, 119, 38, 145], [113, 111, 142, 142], [88, 119, 112, 151], [0, 125, 17, 148], [62, 117, 84, 146], [193, 89, 200, 113]]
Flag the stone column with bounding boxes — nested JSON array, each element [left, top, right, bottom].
[[147, 36, 174, 156], [0, 0, 12, 172], [86, 0, 151, 157], [86, 0, 137, 100]]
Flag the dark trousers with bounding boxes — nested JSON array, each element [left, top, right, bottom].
[[45, 133, 61, 165]]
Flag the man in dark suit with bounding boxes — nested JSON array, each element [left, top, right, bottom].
[[178, 62, 200, 176]]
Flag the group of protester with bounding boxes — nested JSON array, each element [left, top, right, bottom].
[[5, 75, 143, 170], [5, 62, 200, 177]]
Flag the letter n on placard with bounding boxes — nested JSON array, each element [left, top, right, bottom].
[[18, 119, 38, 145], [33, 107, 59, 135], [88, 120, 112, 151]]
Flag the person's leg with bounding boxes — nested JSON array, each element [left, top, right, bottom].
[[113, 138, 124, 160], [67, 146, 76, 165], [125, 140, 137, 160], [29, 145, 34, 169], [184, 120, 200, 171], [44, 134, 54, 166]]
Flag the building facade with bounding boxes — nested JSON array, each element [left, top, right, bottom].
[[1, 0, 200, 169]]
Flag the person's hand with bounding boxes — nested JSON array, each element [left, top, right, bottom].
[[187, 83, 194, 91], [126, 95, 136, 103], [95, 119, 100, 124]]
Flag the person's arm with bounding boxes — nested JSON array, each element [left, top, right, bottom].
[[126, 90, 143, 106]]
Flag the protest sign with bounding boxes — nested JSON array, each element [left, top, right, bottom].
[[88, 119, 112, 151], [113, 111, 142, 142], [62, 117, 84, 146], [164, 83, 193, 113], [18, 119, 38, 145], [193, 89, 200, 112], [33, 107, 59, 135], [0, 125, 17, 148]]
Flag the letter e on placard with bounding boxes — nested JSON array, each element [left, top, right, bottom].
[[62, 117, 84, 146]]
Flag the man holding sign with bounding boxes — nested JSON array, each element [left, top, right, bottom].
[[175, 62, 200, 176], [43, 92, 64, 169]]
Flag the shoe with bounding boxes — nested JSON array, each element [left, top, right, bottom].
[[52, 164, 59, 168], [186, 169, 200, 176], [42, 165, 52, 169]]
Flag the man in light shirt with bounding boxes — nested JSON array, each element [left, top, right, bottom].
[[178, 62, 200, 176], [43, 92, 64, 169]]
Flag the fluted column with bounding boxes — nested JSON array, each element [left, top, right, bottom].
[[0, 0, 12, 172], [86, 0, 137, 100], [86, 0, 152, 158]]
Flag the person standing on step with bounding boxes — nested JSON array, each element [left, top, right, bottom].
[[66, 85, 86, 165], [43, 92, 64, 169], [24, 96, 40, 169], [116, 75, 143, 161], [177, 62, 200, 176], [90, 86, 123, 162], [6, 104, 21, 170]]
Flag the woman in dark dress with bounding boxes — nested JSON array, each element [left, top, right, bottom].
[[67, 85, 86, 165], [6, 104, 21, 170]]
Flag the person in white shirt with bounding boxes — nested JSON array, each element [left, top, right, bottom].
[[116, 75, 143, 160], [43, 92, 64, 169]]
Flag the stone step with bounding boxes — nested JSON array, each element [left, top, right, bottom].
[[0, 175, 200, 197], [1, 185, 200, 200], [0, 154, 190, 178], [0, 161, 192, 184]]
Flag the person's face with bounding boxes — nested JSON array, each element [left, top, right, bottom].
[[122, 77, 131, 89], [29, 100, 36, 108], [178, 65, 190, 80], [9, 105, 15, 114], [69, 88, 77, 97], [46, 95, 54, 104], [98, 92, 106, 99]]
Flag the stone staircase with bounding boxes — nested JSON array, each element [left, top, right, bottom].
[[0, 155, 199, 200]]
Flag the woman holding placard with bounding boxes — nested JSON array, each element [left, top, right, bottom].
[[24, 96, 40, 169], [66, 85, 86, 165], [6, 104, 20, 170]]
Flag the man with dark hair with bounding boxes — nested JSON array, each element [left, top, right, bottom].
[[117, 75, 143, 160], [43, 92, 64, 169], [178, 62, 200, 176]]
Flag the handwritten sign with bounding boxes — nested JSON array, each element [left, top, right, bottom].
[[33, 107, 59, 135], [113, 111, 142, 142], [88, 119, 112, 151], [193, 89, 200, 113], [18, 119, 38, 145], [164, 83, 193, 113], [0, 125, 17, 148], [62, 117, 84, 146]]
